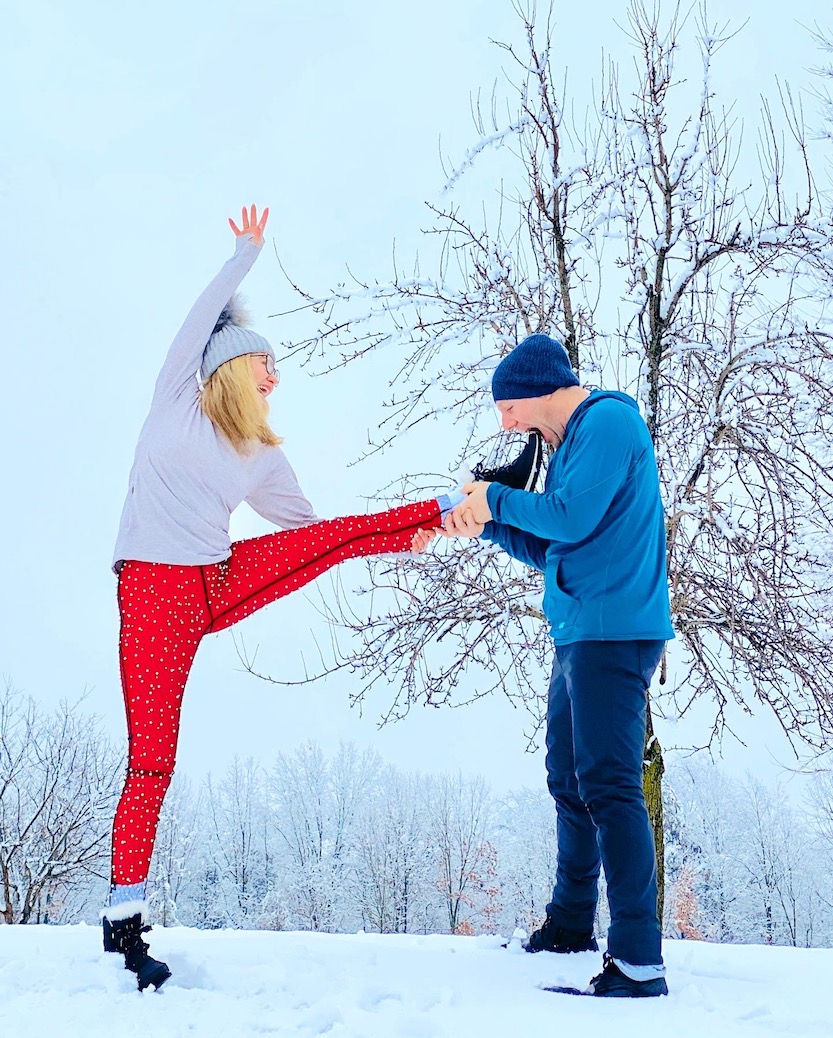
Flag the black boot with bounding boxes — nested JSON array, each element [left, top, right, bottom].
[[103, 912, 171, 991], [585, 953, 668, 997], [472, 432, 544, 491], [524, 914, 598, 954]]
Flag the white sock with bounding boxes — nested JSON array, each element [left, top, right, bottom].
[[612, 957, 666, 981], [436, 489, 466, 520]]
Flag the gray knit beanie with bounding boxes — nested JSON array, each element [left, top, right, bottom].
[[200, 295, 275, 382], [491, 333, 578, 401]]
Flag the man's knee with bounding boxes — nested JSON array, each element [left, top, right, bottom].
[[576, 771, 644, 820]]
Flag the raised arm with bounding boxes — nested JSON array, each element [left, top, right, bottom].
[[152, 205, 270, 402]]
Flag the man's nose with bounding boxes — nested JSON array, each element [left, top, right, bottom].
[[501, 413, 516, 431]]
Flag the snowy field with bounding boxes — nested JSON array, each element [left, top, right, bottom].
[[0, 926, 829, 1038]]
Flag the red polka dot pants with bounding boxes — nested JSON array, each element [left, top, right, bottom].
[[111, 497, 441, 886]]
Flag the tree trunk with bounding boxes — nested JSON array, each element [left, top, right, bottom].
[[642, 700, 665, 925]]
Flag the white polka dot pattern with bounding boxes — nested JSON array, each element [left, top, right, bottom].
[[110, 498, 442, 886]]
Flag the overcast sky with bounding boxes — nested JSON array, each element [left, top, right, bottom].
[[0, 0, 823, 793]]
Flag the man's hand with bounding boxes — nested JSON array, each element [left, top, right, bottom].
[[443, 510, 485, 539], [445, 481, 493, 537], [229, 204, 269, 246]]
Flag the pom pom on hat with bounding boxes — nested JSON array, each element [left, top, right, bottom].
[[491, 333, 578, 401], [200, 294, 275, 382], [212, 294, 252, 336]]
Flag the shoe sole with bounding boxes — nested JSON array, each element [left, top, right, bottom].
[[542, 983, 668, 997], [522, 435, 544, 491], [523, 938, 599, 954], [137, 963, 172, 992], [473, 433, 545, 492]]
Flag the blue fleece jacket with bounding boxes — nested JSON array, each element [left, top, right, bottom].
[[482, 390, 674, 644]]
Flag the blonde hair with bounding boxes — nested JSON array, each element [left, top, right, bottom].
[[200, 354, 282, 454]]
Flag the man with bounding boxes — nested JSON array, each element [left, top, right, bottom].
[[446, 333, 674, 997]]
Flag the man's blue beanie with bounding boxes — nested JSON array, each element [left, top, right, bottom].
[[491, 333, 579, 401]]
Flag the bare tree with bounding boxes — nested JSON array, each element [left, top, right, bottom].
[[0, 684, 121, 924], [605, 7, 833, 752], [147, 773, 202, 926], [738, 777, 808, 946], [354, 766, 436, 933], [431, 772, 493, 934], [666, 759, 831, 946], [253, 1, 833, 919], [667, 758, 756, 942], [268, 741, 378, 932], [493, 786, 559, 934], [202, 757, 270, 927]]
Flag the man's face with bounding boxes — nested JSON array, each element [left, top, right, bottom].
[[496, 393, 566, 447]]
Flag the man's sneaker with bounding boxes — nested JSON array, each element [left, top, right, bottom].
[[524, 914, 598, 954], [586, 954, 668, 997], [472, 432, 544, 491], [103, 912, 171, 992]]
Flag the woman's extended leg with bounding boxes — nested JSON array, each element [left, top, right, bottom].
[[108, 499, 441, 902], [204, 498, 442, 632]]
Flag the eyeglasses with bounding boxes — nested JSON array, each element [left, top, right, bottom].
[[259, 354, 279, 381]]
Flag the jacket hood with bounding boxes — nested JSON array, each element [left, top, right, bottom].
[[563, 389, 639, 439]]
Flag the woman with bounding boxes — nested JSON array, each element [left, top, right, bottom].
[[103, 206, 461, 990]]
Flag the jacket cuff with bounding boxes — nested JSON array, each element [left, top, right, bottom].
[[481, 520, 497, 540], [234, 232, 261, 255], [486, 482, 510, 523]]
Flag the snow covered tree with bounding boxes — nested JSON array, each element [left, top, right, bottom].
[[255, 1, 833, 920], [268, 741, 378, 932], [807, 771, 833, 856], [666, 759, 754, 942], [803, 771, 833, 945], [669, 864, 703, 940], [431, 772, 493, 934], [492, 786, 558, 934], [0, 685, 121, 924], [147, 773, 202, 926], [202, 757, 271, 927], [736, 777, 809, 946], [664, 759, 833, 947], [353, 766, 436, 933]]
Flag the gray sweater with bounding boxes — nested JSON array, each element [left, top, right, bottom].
[[112, 235, 317, 572]]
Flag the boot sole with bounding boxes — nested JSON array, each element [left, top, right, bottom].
[[137, 962, 172, 992], [543, 982, 668, 997], [524, 940, 599, 954]]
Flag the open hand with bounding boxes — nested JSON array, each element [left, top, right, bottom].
[[411, 528, 439, 553], [229, 204, 270, 246]]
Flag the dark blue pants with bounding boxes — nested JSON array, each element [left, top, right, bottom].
[[544, 639, 665, 965]]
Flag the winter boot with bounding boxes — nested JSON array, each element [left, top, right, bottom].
[[584, 953, 668, 997], [103, 912, 171, 991], [472, 432, 544, 491], [524, 914, 599, 954]]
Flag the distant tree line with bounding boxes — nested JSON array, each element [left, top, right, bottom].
[[1, 687, 831, 947]]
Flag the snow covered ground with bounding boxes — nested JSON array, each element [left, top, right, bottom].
[[0, 925, 828, 1038]]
